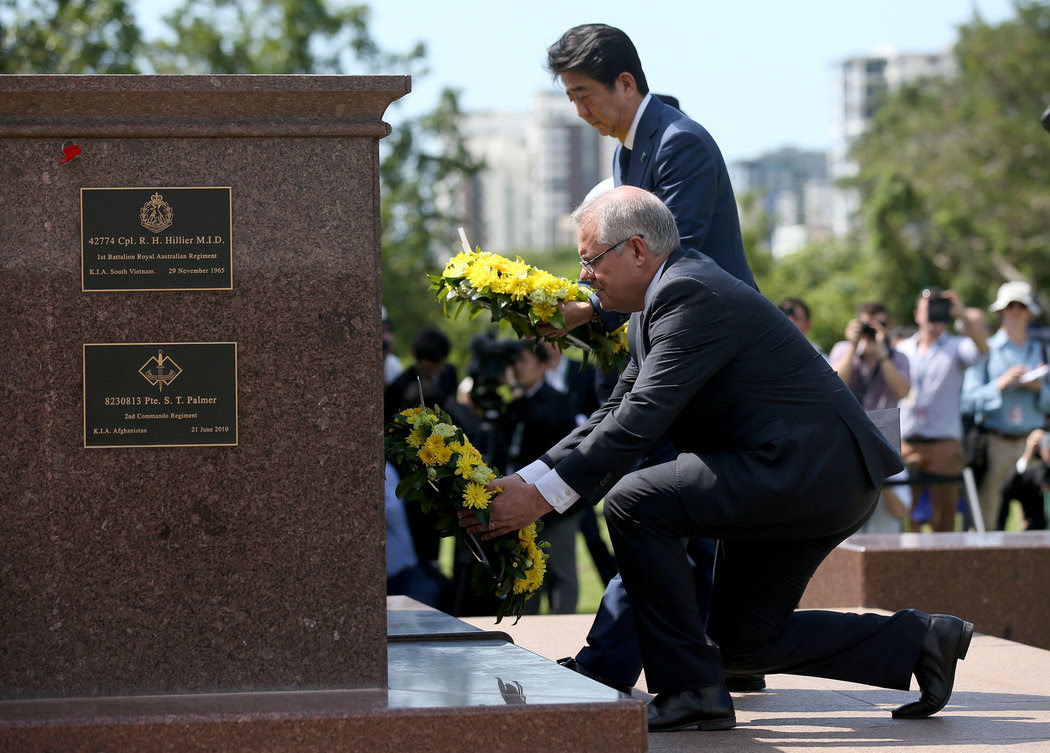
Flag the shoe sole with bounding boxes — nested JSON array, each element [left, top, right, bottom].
[[650, 715, 737, 732], [953, 618, 974, 661]]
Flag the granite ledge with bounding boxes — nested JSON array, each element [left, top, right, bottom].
[[840, 530, 1050, 551], [0, 75, 412, 138]]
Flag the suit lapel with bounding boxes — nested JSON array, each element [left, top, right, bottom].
[[635, 247, 687, 364], [629, 311, 646, 362], [625, 100, 663, 187]]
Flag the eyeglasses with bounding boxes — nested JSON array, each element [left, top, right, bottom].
[[579, 234, 642, 274]]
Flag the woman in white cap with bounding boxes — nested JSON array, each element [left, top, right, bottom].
[[961, 281, 1050, 529]]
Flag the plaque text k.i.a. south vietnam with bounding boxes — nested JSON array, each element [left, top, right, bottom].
[[81, 187, 233, 291]]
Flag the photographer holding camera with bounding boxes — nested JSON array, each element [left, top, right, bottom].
[[831, 303, 913, 533], [896, 288, 989, 531], [831, 302, 911, 410]]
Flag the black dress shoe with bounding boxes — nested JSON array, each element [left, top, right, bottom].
[[725, 672, 766, 692], [892, 614, 974, 719], [556, 656, 633, 695], [647, 686, 736, 732]]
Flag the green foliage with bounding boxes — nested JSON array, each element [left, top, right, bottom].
[[380, 87, 484, 357], [755, 238, 881, 352], [1, 0, 143, 72], [2, 0, 479, 364], [146, 0, 423, 74], [736, 189, 777, 283], [849, 1, 1050, 311]]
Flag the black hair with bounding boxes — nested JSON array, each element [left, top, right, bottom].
[[779, 297, 811, 320], [520, 340, 549, 363], [411, 326, 451, 362], [546, 23, 649, 94]]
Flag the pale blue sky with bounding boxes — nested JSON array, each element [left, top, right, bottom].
[[135, 0, 1019, 162], [368, 0, 1017, 161]]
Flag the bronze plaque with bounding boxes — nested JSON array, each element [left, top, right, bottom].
[[81, 187, 233, 291], [83, 342, 238, 448]]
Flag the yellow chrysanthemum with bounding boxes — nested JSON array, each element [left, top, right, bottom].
[[399, 407, 425, 426], [465, 264, 499, 291], [530, 302, 557, 322], [406, 428, 426, 449], [416, 443, 437, 466], [462, 481, 491, 510], [449, 440, 468, 455], [514, 551, 546, 594], [493, 262, 531, 298], [443, 252, 473, 278], [513, 526, 547, 594], [455, 451, 478, 479], [419, 433, 452, 467]]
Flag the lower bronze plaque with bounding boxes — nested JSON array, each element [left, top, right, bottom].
[[83, 342, 238, 448]]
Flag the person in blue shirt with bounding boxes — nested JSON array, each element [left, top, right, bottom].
[[961, 281, 1050, 529]]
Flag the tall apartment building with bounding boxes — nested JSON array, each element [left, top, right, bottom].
[[460, 91, 615, 252], [829, 47, 955, 234], [729, 148, 832, 257]]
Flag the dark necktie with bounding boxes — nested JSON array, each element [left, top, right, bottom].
[[617, 146, 632, 184]]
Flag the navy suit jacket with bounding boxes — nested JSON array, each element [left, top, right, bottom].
[[542, 248, 904, 540], [614, 98, 755, 290]]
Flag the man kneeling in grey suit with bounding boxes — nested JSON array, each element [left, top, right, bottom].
[[459, 185, 972, 732]]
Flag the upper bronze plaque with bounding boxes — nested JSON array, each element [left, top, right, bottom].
[[81, 187, 233, 291]]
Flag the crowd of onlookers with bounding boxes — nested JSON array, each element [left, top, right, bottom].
[[382, 279, 1050, 613], [779, 282, 1049, 535]]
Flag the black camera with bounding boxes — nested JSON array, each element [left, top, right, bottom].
[[467, 334, 521, 416], [860, 323, 877, 338], [924, 291, 952, 324]]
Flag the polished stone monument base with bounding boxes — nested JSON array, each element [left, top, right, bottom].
[[800, 531, 1050, 650], [0, 598, 647, 753]]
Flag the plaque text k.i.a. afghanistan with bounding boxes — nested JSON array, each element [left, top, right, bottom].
[[83, 342, 238, 448], [81, 187, 233, 291]]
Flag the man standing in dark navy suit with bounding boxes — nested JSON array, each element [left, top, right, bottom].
[[541, 22, 759, 696]]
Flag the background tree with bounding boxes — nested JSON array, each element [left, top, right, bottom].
[[146, 0, 421, 74], [849, 0, 1050, 319], [2, 0, 480, 359], [1, 0, 143, 73], [380, 87, 483, 363]]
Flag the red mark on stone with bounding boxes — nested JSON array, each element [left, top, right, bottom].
[[60, 143, 81, 163]]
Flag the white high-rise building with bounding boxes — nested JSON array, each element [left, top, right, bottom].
[[460, 91, 615, 252], [458, 110, 531, 253], [830, 47, 955, 235], [730, 147, 831, 257]]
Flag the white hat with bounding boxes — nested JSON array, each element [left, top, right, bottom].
[[990, 280, 1040, 315]]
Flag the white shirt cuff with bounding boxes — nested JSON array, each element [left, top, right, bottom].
[[516, 460, 580, 513]]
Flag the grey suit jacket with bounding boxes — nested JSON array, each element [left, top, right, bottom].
[[540, 248, 904, 539]]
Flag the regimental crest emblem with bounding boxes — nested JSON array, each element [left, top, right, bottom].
[[139, 349, 182, 391], [139, 192, 174, 233]]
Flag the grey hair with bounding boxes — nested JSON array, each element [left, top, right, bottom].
[[571, 188, 679, 257]]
